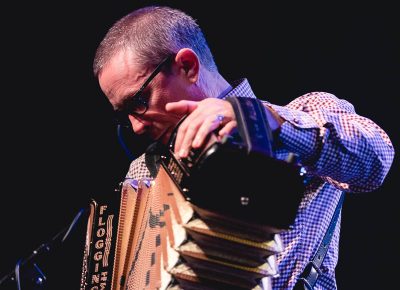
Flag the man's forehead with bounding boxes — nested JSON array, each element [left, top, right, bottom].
[[99, 50, 147, 100]]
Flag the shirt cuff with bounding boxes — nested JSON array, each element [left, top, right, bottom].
[[277, 121, 321, 165]]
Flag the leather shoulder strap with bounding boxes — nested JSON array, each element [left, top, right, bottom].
[[296, 193, 345, 289]]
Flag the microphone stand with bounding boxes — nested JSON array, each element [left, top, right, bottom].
[[0, 208, 86, 289], [1, 124, 137, 289]]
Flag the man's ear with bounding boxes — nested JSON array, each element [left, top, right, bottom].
[[174, 48, 200, 83]]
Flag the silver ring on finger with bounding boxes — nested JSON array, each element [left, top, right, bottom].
[[215, 114, 224, 125]]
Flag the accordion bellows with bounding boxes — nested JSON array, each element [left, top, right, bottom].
[[80, 165, 284, 289]]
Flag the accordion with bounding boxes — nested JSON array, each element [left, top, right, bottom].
[[80, 97, 306, 289]]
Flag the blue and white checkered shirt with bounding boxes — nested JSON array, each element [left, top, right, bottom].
[[125, 79, 394, 289]]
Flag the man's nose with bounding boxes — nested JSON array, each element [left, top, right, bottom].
[[128, 115, 148, 134]]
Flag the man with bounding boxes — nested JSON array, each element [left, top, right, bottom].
[[93, 5, 394, 289]]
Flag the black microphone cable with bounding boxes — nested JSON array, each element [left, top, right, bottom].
[[116, 124, 135, 162]]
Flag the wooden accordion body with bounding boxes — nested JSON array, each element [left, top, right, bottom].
[[81, 170, 281, 290], [80, 141, 305, 290]]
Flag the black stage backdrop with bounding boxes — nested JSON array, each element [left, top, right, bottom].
[[1, 2, 398, 289]]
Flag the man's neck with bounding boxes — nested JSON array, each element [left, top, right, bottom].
[[207, 72, 232, 99]]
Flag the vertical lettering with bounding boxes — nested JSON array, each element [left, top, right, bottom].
[[95, 240, 104, 249], [98, 216, 105, 226], [91, 274, 99, 284], [97, 228, 105, 237], [99, 205, 107, 215], [94, 251, 103, 261], [100, 272, 108, 281]]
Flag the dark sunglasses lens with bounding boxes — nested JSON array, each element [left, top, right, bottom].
[[131, 100, 147, 115]]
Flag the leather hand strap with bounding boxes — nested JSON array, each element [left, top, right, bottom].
[[226, 96, 274, 158]]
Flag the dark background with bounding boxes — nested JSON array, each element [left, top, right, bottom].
[[1, 1, 398, 289]]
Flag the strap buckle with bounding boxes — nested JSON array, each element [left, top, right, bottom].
[[297, 261, 322, 289]]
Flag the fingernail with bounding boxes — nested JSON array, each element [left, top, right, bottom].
[[192, 137, 200, 148], [179, 149, 187, 158]]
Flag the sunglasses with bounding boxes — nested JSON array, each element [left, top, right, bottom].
[[115, 55, 173, 124]]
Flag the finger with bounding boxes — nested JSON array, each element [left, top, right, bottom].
[[173, 116, 191, 156], [173, 106, 204, 155], [192, 115, 223, 148], [176, 110, 215, 157], [174, 116, 196, 157], [218, 120, 237, 137], [165, 100, 198, 115], [177, 120, 201, 158], [166, 101, 199, 155]]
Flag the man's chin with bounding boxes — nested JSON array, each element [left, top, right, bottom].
[[159, 130, 172, 145], [151, 127, 173, 145]]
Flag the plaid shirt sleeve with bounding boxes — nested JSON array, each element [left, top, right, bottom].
[[267, 91, 394, 193]]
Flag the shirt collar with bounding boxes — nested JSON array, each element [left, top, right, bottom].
[[221, 78, 257, 99]]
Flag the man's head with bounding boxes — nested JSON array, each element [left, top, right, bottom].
[[93, 6, 225, 143], [93, 6, 217, 77]]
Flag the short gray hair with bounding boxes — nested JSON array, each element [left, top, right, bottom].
[[93, 6, 218, 76]]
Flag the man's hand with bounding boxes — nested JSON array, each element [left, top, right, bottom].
[[165, 98, 237, 158]]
